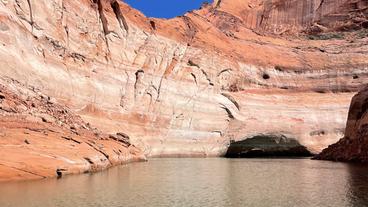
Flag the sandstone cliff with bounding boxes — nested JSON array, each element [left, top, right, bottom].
[[0, 0, 367, 180], [210, 0, 368, 34], [0, 76, 145, 181], [316, 86, 368, 162]]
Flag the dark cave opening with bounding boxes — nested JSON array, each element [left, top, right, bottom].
[[225, 135, 313, 158], [262, 73, 270, 80]]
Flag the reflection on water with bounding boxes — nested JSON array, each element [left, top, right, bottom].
[[347, 164, 368, 206], [0, 158, 367, 207]]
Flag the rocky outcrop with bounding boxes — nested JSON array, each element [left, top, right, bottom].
[[0, 77, 145, 181], [0, 0, 367, 164], [315, 86, 368, 162]]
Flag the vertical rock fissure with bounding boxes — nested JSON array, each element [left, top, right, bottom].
[[149, 20, 156, 30], [316, 0, 325, 11], [61, 0, 70, 47], [214, 0, 222, 9], [119, 70, 130, 110], [156, 57, 178, 101], [93, 0, 110, 52], [259, 1, 272, 29], [191, 73, 198, 85], [110, 1, 129, 33], [26, 0, 34, 31], [61, 0, 64, 20], [201, 69, 213, 86], [182, 16, 198, 45], [134, 70, 144, 101]]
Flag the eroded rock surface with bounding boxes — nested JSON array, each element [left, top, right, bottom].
[[0, 77, 145, 181], [0, 0, 367, 164], [210, 0, 368, 34], [315, 86, 368, 162]]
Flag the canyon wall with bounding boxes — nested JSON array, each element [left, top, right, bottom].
[[211, 0, 368, 34], [316, 86, 368, 162], [0, 77, 145, 181], [0, 0, 367, 166]]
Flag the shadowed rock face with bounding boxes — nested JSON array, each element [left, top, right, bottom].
[[225, 135, 313, 158], [315, 86, 368, 162], [0, 0, 367, 165]]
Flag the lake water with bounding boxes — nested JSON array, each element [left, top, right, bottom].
[[0, 158, 368, 207]]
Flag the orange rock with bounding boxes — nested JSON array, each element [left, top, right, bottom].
[[0, 0, 367, 180], [0, 78, 146, 182]]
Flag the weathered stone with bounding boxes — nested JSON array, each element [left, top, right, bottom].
[[0, 78, 146, 182], [0, 0, 367, 180], [315, 86, 368, 162]]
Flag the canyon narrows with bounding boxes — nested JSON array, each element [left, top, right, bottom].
[[0, 0, 367, 181]]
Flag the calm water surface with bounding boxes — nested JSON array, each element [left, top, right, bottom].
[[0, 158, 368, 207]]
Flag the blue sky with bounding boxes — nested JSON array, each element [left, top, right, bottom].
[[123, 0, 212, 18]]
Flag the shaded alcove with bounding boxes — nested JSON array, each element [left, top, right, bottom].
[[225, 135, 313, 158]]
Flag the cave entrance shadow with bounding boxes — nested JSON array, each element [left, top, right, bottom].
[[225, 135, 313, 158]]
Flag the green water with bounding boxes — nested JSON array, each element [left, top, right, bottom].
[[0, 158, 367, 207]]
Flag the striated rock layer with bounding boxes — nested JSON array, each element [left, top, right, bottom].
[[0, 0, 367, 173], [210, 0, 368, 34], [315, 86, 368, 162], [0, 77, 145, 181]]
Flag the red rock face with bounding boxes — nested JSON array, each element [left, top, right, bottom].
[[210, 0, 368, 34], [315, 86, 368, 162], [0, 0, 367, 180]]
